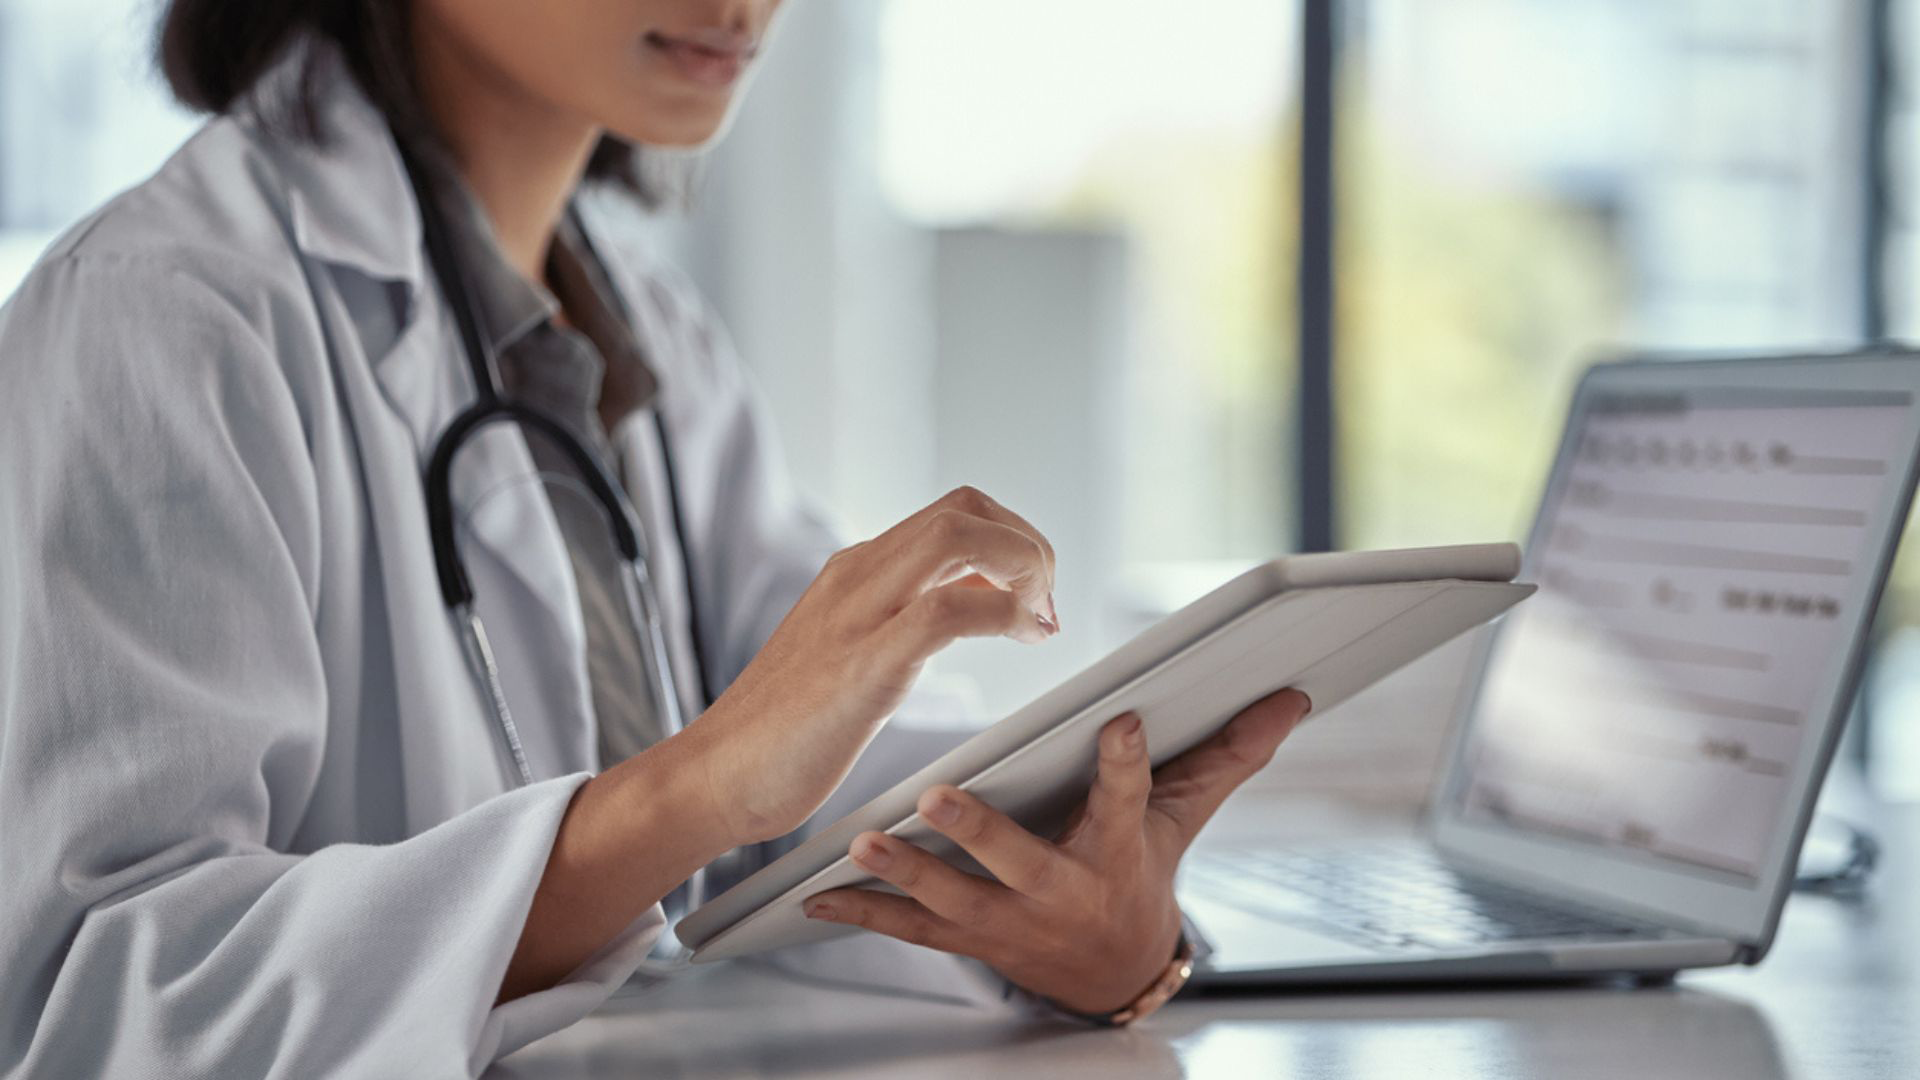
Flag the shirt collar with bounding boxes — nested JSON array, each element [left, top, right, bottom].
[[426, 165, 660, 414], [549, 212, 660, 418], [414, 155, 557, 358], [245, 35, 658, 413]]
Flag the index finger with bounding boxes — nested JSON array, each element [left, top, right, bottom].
[[915, 785, 1080, 899], [876, 487, 1057, 597], [892, 512, 1054, 618], [957, 489, 1056, 597]]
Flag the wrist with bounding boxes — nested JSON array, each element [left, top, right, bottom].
[[1091, 929, 1196, 1026], [502, 734, 742, 999], [1052, 910, 1191, 1023], [596, 725, 742, 874], [1047, 903, 1186, 1016], [677, 703, 780, 848]]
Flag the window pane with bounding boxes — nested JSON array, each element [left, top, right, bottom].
[[1341, 0, 1866, 552], [1870, 0, 1920, 800], [879, 0, 1300, 568]]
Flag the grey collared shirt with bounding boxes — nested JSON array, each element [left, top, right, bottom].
[[429, 169, 670, 768]]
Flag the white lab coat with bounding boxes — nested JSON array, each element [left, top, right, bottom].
[[0, 42, 995, 1079]]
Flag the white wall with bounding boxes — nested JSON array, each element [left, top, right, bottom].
[[676, 5, 1138, 720], [927, 227, 1130, 714], [674, 0, 938, 538]]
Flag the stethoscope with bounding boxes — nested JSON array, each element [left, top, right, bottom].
[[397, 140, 706, 779], [397, 144, 719, 958]]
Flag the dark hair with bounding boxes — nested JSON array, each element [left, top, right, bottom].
[[156, 0, 663, 204]]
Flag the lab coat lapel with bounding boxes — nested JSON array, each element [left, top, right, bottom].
[[261, 41, 600, 774], [364, 266, 600, 777], [374, 306, 576, 621]]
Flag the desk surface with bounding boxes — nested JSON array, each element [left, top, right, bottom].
[[494, 801, 1919, 1079]]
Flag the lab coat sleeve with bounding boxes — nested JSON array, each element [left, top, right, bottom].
[[0, 254, 657, 1079]]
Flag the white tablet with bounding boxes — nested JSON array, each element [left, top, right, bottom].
[[678, 543, 1535, 962]]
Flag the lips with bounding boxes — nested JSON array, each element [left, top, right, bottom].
[[644, 29, 757, 88]]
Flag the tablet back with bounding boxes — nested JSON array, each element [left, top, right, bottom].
[[680, 545, 1531, 961]]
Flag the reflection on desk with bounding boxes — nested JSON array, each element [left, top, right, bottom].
[[493, 802, 1919, 1079]]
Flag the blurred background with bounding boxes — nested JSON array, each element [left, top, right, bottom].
[[3, 0, 1918, 810]]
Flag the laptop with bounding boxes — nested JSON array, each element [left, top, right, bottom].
[[1180, 350, 1920, 985]]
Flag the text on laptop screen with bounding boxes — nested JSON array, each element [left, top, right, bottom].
[[1455, 387, 1913, 880]]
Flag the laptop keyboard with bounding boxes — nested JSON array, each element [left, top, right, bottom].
[[1181, 845, 1669, 952]]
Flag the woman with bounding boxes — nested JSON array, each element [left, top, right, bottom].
[[0, 0, 1309, 1074]]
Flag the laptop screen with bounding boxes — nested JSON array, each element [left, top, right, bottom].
[[1452, 385, 1915, 881]]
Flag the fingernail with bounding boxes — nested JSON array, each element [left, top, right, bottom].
[[1036, 608, 1059, 635], [924, 791, 962, 826], [804, 901, 836, 920], [853, 837, 892, 872], [1121, 714, 1144, 747], [1044, 593, 1061, 633]]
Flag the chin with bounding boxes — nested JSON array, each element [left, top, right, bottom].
[[624, 120, 728, 149], [607, 99, 739, 151]]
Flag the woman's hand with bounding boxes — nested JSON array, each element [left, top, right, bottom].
[[686, 485, 1059, 846], [799, 688, 1311, 1015]]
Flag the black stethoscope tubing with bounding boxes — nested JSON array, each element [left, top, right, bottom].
[[398, 141, 724, 961], [568, 209, 718, 710], [399, 139, 714, 725]]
